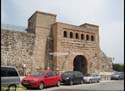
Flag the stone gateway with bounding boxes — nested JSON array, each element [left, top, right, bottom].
[[1, 11, 113, 76]]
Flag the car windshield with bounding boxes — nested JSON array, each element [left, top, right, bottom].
[[62, 72, 73, 77], [120, 72, 124, 75], [113, 72, 120, 75], [113, 72, 124, 75], [85, 73, 98, 76], [31, 72, 46, 76], [85, 74, 91, 76]]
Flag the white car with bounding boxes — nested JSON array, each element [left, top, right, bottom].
[[1, 66, 20, 91], [83, 73, 101, 83]]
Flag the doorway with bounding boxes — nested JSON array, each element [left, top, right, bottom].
[[73, 55, 87, 75]]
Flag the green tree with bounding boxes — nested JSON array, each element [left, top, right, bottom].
[[112, 63, 124, 72]]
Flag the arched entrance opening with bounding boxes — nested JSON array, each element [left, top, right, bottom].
[[73, 55, 87, 75]]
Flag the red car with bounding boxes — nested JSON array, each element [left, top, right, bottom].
[[21, 70, 61, 90]]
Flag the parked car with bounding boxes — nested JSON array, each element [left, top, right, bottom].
[[21, 70, 61, 90], [61, 71, 84, 85], [1, 66, 20, 91], [111, 72, 124, 80], [83, 73, 101, 83]]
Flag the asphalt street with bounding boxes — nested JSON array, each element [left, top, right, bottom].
[[19, 80, 124, 91]]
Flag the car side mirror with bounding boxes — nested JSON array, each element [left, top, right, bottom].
[[44, 75, 48, 78]]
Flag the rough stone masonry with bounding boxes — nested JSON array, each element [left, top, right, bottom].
[[1, 11, 113, 76]]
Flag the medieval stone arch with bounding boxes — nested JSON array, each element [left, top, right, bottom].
[[73, 55, 88, 75]]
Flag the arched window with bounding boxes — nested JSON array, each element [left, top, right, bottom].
[[63, 31, 67, 37], [81, 34, 84, 40], [75, 33, 79, 39], [86, 35, 89, 40], [91, 35, 95, 41], [70, 32, 73, 38]]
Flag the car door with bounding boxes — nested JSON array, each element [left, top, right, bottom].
[[51, 71, 58, 85], [73, 72, 77, 83], [91, 74, 95, 82], [44, 72, 56, 86], [93, 74, 98, 82], [74, 71, 83, 84], [44, 72, 52, 86], [96, 75, 100, 80]]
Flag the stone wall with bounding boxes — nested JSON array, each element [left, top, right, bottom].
[[1, 29, 35, 75], [51, 22, 113, 73], [99, 50, 113, 72], [1, 11, 113, 76]]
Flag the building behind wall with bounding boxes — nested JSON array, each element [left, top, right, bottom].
[[1, 11, 113, 76]]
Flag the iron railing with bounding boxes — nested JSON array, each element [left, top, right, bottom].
[[1, 23, 28, 32]]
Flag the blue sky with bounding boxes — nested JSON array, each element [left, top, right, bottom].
[[2, 0, 124, 64]]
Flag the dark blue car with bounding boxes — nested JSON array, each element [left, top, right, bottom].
[[61, 71, 84, 85], [111, 72, 124, 80]]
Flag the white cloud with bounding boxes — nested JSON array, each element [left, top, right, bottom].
[[100, 21, 124, 63]]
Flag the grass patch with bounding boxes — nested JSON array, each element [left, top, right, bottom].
[[16, 86, 26, 90], [1, 86, 26, 91]]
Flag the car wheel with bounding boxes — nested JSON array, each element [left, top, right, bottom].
[[118, 77, 121, 80], [57, 81, 61, 87], [39, 82, 44, 90], [89, 79, 92, 83], [69, 80, 73, 85], [26, 87, 31, 90], [8, 85, 16, 91], [80, 80, 84, 84], [97, 80, 100, 83]]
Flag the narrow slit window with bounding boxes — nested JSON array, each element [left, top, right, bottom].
[[86, 35, 89, 40], [91, 35, 95, 41], [70, 32, 73, 38], [76, 33, 79, 39], [81, 34, 84, 40], [63, 31, 67, 37]]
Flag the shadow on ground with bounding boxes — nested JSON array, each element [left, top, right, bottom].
[[52, 89, 123, 91]]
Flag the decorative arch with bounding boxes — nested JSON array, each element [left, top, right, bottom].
[[73, 55, 87, 75]]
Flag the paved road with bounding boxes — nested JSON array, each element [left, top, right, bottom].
[[19, 80, 124, 91]]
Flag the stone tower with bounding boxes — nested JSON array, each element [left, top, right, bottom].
[[27, 11, 56, 70]]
